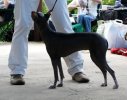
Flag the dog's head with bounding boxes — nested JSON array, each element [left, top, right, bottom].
[[31, 11, 51, 28]]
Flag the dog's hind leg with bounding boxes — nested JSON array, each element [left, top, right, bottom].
[[90, 52, 107, 87], [105, 63, 119, 89], [57, 58, 64, 87], [49, 57, 59, 89], [90, 51, 119, 89]]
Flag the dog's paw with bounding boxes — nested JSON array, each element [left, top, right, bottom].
[[101, 83, 107, 87], [57, 83, 63, 87], [49, 85, 56, 89]]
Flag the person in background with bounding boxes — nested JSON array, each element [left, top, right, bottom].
[[68, 0, 101, 32], [114, 0, 127, 24], [121, 0, 127, 7], [114, 0, 122, 8], [0, 0, 14, 9], [0, 0, 15, 22], [9, 0, 89, 85]]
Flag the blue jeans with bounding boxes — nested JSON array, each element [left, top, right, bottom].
[[77, 14, 96, 32]]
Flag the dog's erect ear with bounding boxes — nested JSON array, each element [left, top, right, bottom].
[[31, 11, 45, 19], [44, 11, 51, 21], [31, 11, 50, 21], [31, 11, 38, 20]]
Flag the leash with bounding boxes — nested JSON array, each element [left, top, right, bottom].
[[47, 0, 58, 14]]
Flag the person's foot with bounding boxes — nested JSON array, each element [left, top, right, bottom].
[[72, 72, 89, 83], [10, 74, 25, 85]]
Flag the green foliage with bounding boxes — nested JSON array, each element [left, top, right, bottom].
[[102, 0, 115, 5], [68, 0, 115, 6], [67, 0, 78, 14], [67, 0, 72, 4], [42, 0, 48, 13], [0, 21, 14, 41]]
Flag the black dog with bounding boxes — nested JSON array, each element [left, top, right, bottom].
[[31, 11, 119, 89]]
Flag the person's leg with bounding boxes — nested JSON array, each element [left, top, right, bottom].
[[78, 14, 95, 32], [8, 0, 40, 85], [45, 0, 89, 82], [77, 14, 85, 30]]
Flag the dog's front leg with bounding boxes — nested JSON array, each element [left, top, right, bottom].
[[57, 58, 64, 87], [49, 58, 59, 89]]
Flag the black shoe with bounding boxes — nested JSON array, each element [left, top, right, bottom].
[[10, 74, 25, 85], [72, 72, 89, 83]]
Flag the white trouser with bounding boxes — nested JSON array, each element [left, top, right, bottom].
[[8, 0, 84, 76]]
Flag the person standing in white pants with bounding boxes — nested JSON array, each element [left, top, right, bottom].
[[8, 0, 89, 85]]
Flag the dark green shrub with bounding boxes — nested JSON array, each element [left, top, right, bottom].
[[0, 21, 14, 41]]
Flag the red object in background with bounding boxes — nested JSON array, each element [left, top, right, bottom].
[[111, 48, 120, 54], [111, 48, 127, 56]]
